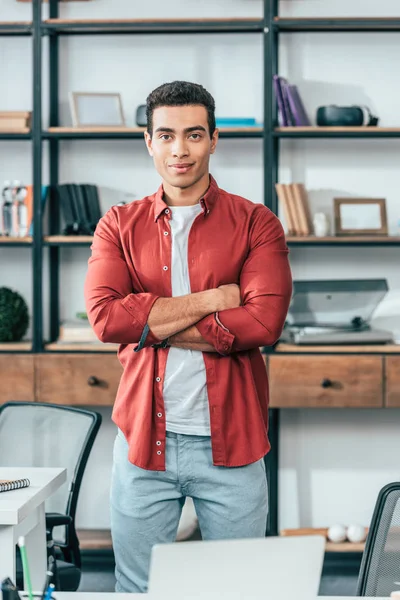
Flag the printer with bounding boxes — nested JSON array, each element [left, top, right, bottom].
[[280, 278, 393, 345]]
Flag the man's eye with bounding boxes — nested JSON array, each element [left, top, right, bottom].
[[160, 134, 171, 140], [190, 134, 201, 140]]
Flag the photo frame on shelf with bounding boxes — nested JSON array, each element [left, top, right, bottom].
[[69, 92, 126, 128], [334, 198, 388, 236]]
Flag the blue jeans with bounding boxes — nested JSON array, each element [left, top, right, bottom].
[[111, 430, 268, 593]]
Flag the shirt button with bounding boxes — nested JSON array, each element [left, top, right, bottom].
[[165, 209, 170, 214], [157, 450, 162, 455], [155, 377, 161, 382], [163, 266, 168, 271], [164, 231, 169, 236], [223, 344, 229, 350], [156, 441, 161, 446], [157, 412, 163, 418]]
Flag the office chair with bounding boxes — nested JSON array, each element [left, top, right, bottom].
[[356, 482, 400, 597], [0, 401, 102, 591]]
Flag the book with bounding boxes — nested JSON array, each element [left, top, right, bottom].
[[273, 75, 288, 126], [215, 117, 258, 127], [287, 85, 311, 126], [286, 184, 302, 235], [0, 478, 30, 493], [275, 183, 295, 235], [58, 319, 99, 343]]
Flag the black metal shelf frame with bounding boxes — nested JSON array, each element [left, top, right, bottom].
[[274, 17, 400, 33], [43, 129, 263, 140], [0, 23, 32, 36], [42, 18, 264, 35]]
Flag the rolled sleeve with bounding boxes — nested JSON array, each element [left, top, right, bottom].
[[196, 206, 292, 354], [196, 312, 235, 356], [84, 209, 161, 346]]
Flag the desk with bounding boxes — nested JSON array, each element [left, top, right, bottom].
[[45, 595, 392, 599], [0, 467, 66, 590]]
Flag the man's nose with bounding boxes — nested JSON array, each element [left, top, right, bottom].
[[172, 138, 189, 157]]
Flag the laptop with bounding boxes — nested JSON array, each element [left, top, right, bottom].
[[148, 535, 325, 599]]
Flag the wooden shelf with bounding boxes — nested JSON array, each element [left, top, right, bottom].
[[43, 17, 264, 35], [77, 529, 113, 551], [275, 126, 400, 138], [0, 130, 31, 140], [274, 16, 400, 32], [280, 529, 365, 553], [325, 541, 365, 552], [0, 236, 33, 246], [44, 235, 93, 246], [45, 342, 119, 352], [0, 22, 32, 36], [44, 126, 263, 139], [275, 343, 400, 354], [0, 342, 32, 352], [286, 235, 400, 246]]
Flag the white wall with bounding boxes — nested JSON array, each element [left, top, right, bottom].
[[1, 0, 400, 531]]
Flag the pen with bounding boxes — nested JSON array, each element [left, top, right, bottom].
[[44, 583, 55, 600], [40, 556, 55, 600], [17, 537, 33, 600]]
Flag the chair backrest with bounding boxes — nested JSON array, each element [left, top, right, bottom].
[[0, 402, 101, 545], [357, 482, 400, 597]]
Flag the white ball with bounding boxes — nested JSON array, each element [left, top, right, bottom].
[[347, 524, 367, 543], [327, 524, 347, 543]]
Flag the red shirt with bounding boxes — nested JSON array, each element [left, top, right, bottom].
[[84, 175, 292, 470]]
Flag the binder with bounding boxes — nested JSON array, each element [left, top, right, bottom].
[[0, 478, 30, 493]]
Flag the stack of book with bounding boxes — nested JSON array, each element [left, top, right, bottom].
[[273, 76, 310, 127], [58, 319, 100, 344], [0, 111, 32, 132], [275, 183, 313, 236]]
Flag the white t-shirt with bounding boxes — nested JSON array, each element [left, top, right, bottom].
[[163, 203, 211, 436]]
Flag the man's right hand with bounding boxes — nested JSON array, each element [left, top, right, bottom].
[[215, 284, 241, 312]]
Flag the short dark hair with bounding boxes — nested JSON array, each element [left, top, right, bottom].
[[146, 81, 216, 137]]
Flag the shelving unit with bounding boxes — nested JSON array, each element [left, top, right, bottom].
[[2, 0, 400, 542]]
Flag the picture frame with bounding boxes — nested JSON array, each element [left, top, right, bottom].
[[69, 92, 126, 128], [334, 198, 388, 236]]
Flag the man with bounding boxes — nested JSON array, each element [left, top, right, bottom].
[[84, 80, 292, 593]]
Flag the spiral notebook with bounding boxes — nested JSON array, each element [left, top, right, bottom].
[[0, 478, 30, 493]]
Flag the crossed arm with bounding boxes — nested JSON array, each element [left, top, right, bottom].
[[84, 206, 292, 356]]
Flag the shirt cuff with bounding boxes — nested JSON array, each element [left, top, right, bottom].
[[196, 312, 235, 355]]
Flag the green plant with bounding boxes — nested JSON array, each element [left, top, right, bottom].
[[0, 287, 29, 342]]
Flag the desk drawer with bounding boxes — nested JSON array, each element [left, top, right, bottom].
[[36, 354, 123, 406], [0, 355, 34, 403], [269, 355, 383, 408], [385, 356, 400, 407]]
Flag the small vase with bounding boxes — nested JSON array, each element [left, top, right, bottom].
[[313, 212, 330, 237]]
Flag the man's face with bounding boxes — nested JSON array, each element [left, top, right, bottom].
[[144, 105, 218, 190]]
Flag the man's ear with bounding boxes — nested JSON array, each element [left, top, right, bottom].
[[144, 131, 154, 157], [210, 128, 219, 155]]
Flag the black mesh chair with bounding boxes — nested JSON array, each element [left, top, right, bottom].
[[356, 482, 400, 597], [0, 402, 102, 591]]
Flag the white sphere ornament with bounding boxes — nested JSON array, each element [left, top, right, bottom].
[[327, 524, 347, 543], [347, 524, 367, 543]]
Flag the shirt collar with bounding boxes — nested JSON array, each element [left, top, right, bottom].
[[153, 174, 219, 222]]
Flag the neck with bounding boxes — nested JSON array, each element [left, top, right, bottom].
[[163, 172, 210, 207]]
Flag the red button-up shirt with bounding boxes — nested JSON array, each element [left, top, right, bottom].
[[84, 175, 292, 470]]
